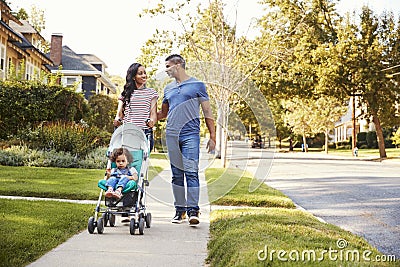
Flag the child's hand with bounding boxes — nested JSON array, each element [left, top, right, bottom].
[[129, 174, 138, 181]]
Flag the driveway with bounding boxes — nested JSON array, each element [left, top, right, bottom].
[[227, 141, 400, 259]]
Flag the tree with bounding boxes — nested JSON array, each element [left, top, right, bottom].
[[255, 0, 340, 99], [310, 96, 348, 153], [29, 5, 46, 34], [15, 8, 29, 20], [252, 0, 342, 147], [283, 97, 314, 152], [316, 7, 400, 158], [140, 0, 278, 167]]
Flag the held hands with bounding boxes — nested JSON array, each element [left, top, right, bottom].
[[113, 118, 123, 127], [146, 118, 155, 128]]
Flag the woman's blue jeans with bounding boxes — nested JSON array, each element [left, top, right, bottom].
[[166, 134, 200, 212]]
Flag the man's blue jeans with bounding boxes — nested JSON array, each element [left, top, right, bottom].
[[166, 133, 200, 212]]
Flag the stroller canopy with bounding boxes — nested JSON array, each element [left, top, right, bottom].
[[108, 124, 148, 153]]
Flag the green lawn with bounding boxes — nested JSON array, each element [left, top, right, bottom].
[[1, 162, 397, 267], [0, 162, 164, 267], [205, 168, 398, 267], [0, 165, 162, 200], [326, 147, 400, 159], [0, 199, 92, 267], [281, 146, 400, 159], [206, 168, 295, 208]]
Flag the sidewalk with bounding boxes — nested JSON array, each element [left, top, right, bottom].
[[27, 168, 210, 267]]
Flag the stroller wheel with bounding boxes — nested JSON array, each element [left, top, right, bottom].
[[138, 218, 145, 235], [145, 213, 152, 228], [97, 217, 104, 234], [102, 213, 109, 227], [129, 218, 136, 235], [109, 214, 116, 227], [88, 216, 95, 234]]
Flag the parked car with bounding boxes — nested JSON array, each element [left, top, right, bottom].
[[251, 136, 264, 148]]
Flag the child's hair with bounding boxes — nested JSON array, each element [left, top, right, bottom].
[[109, 148, 133, 164]]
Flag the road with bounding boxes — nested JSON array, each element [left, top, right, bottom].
[[226, 141, 400, 259]]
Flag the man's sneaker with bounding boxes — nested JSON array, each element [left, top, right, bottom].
[[188, 210, 200, 225], [171, 210, 186, 224]]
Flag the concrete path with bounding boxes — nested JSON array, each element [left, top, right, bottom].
[[27, 167, 210, 267]]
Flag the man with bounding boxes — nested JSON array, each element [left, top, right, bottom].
[[157, 54, 216, 225]]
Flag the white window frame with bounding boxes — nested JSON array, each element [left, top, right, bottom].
[[0, 42, 6, 79], [61, 76, 82, 92]]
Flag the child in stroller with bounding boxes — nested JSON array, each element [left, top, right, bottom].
[[88, 124, 152, 235], [104, 148, 138, 199]]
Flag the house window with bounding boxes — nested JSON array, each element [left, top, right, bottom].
[[66, 77, 77, 86], [0, 44, 6, 72], [26, 60, 34, 80], [63, 76, 82, 92]]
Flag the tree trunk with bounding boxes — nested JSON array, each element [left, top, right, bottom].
[[215, 107, 223, 159], [325, 129, 329, 154], [302, 133, 308, 152], [371, 110, 387, 158]]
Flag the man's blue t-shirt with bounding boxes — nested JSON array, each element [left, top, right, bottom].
[[162, 77, 209, 136]]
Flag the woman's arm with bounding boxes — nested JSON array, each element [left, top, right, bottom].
[[113, 99, 124, 127], [146, 97, 158, 128]]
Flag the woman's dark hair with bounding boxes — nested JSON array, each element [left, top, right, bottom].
[[110, 148, 133, 164], [121, 63, 142, 110]]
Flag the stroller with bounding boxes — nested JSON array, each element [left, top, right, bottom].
[[88, 124, 152, 235]]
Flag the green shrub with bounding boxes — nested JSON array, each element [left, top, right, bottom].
[[366, 131, 378, 149], [28, 121, 110, 158], [0, 146, 107, 169], [85, 94, 117, 133], [357, 132, 367, 142], [0, 80, 88, 140], [391, 128, 400, 148]]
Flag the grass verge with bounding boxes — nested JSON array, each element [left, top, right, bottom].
[[205, 168, 398, 267], [0, 165, 163, 200], [206, 168, 295, 208], [0, 199, 92, 267]]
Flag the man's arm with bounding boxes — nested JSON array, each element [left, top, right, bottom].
[[201, 100, 216, 152]]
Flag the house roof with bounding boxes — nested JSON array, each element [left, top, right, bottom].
[[47, 46, 99, 72], [46, 46, 116, 92], [0, 20, 22, 42], [79, 54, 108, 68], [9, 20, 37, 34], [7, 20, 52, 65]]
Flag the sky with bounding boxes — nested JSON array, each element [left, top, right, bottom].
[[9, 0, 400, 78]]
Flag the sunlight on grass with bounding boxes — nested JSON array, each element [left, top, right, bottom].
[[0, 199, 92, 267], [206, 168, 295, 208], [0, 164, 164, 200], [6, 214, 46, 226], [30, 180, 61, 185], [208, 208, 393, 267]]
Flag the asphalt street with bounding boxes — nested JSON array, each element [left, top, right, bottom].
[[227, 141, 400, 259]]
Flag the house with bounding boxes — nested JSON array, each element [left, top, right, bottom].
[[0, 0, 52, 80], [47, 34, 117, 99], [1, 0, 116, 99], [334, 96, 375, 143]]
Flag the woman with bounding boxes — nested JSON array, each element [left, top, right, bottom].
[[114, 63, 158, 151]]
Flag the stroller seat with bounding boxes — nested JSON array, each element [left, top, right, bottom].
[[97, 149, 144, 195], [88, 124, 152, 235]]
